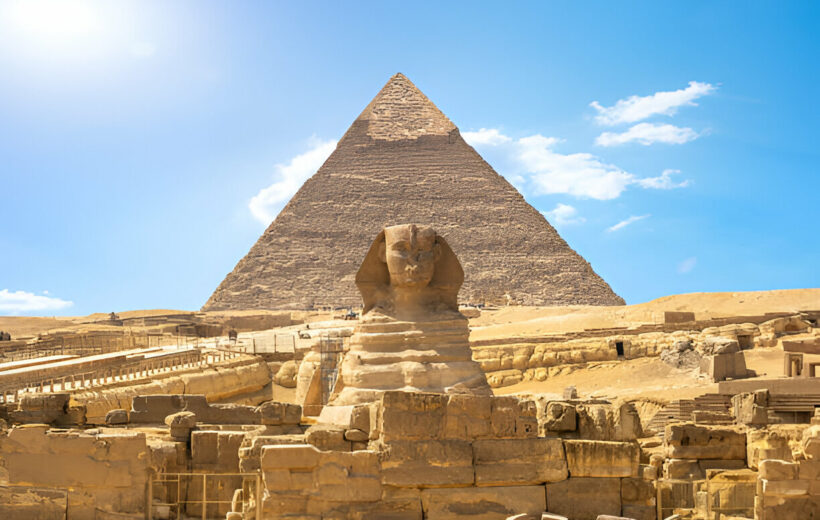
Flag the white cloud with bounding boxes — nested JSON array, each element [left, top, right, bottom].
[[461, 128, 511, 146], [249, 138, 337, 224], [607, 214, 650, 232], [635, 169, 690, 190], [590, 81, 716, 126], [130, 41, 157, 58], [542, 203, 585, 227], [677, 257, 697, 274], [595, 123, 700, 146], [464, 129, 689, 200], [0, 289, 73, 315]]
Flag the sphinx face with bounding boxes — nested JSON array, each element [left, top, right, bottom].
[[383, 224, 440, 289]]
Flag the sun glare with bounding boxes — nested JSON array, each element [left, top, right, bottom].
[[7, 0, 100, 43]]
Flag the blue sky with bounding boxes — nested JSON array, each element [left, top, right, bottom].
[[1, 1, 818, 316]]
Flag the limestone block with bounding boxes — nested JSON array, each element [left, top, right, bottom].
[[147, 439, 186, 473], [760, 459, 799, 480], [746, 425, 804, 469], [274, 359, 299, 388], [18, 393, 70, 412], [129, 394, 206, 423], [380, 440, 474, 487], [0, 486, 67, 520], [759, 496, 820, 519], [443, 394, 491, 439], [542, 402, 576, 433], [661, 459, 687, 480], [798, 460, 820, 480], [473, 438, 568, 485], [620, 505, 655, 520], [345, 428, 369, 442], [191, 430, 219, 465], [564, 440, 639, 478], [306, 425, 350, 451], [490, 396, 538, 438], [732, 391, 769, 425], [262, 492, 309, 517], [165, 411, 196, 440], [487, 369, 523, 388], [639, 464, 657, 480], [200, 403, 259, 424], [0, 427, 148, 518], [761, 478, 809, 496], [421, 486, 546, 520], [546, 477, 621, 520], [699, 459, 747, 474], [541, 514, 569, 520], [105, 409, 128, 425], [315, 451, 382, 502], [380, 392, 447, 441], [577, 403, 640, 442], [350, 404, 371, 432], [802, 425, 820, 460], [261, 444, 320, 470], [256, 401, 285, 425], [352, 486, 423, 520], [621, 477, 655, 506], [701, 336, 740, 355], [665, 424, 746, 460]]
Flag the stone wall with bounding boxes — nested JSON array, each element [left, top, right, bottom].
[[0, 425, 149, 519], [754, 425, 820, 518], [71, 356, 272, 423], [258, 392, 654, 520], [474, 321, 774, 388]]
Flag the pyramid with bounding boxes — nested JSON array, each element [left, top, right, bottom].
[[203, 74, 624, 310]]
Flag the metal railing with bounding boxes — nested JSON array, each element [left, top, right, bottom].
[[705, 471, 756, 519], [0, 347, 248, 404], [147, 472, 261, 520], [236, 334, 297, 354]]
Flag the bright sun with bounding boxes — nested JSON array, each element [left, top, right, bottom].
[[6, 0, 100, 43]]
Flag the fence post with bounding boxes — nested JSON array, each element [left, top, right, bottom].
[[145, 471, 153, 520], [256, 473, 262, 520], [202, 474, 207, 520]]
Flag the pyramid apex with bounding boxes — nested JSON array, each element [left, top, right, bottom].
[[352, 73, 456, 141]]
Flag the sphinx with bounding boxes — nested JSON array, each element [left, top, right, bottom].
[[325, 224, 492, 406]]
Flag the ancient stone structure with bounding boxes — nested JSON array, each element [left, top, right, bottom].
[[204, 73, 624, 310], [315, 224, 491, 406]]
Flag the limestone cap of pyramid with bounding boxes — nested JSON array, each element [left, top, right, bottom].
[[352, 73, 457, 141]]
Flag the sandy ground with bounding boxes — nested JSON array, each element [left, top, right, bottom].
[[2, 288, 817, 339], [495, 348, 820, 403], [470, 288, 820, 342], [0, 316, 79, 337]]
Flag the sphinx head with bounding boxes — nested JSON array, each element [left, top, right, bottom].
[[356, 224, 464, 316], [380, 224, 440, 289]]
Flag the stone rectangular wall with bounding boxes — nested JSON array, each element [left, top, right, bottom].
[[259, 392, 653, 520], [0, 425, 148, 519]]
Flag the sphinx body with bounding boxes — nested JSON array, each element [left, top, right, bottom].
[[328, 224, 491, 406]]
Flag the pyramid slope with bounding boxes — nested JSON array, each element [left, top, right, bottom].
[[204, 74, 624, 310]]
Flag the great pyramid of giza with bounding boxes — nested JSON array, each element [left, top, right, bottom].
[[204, 74, 624, 310]]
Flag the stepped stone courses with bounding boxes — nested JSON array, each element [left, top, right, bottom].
[[204, 73, 623, 310]]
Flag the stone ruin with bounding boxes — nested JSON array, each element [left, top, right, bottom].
[[1, 226, 820, 519], [328, 224, 491, 405]]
